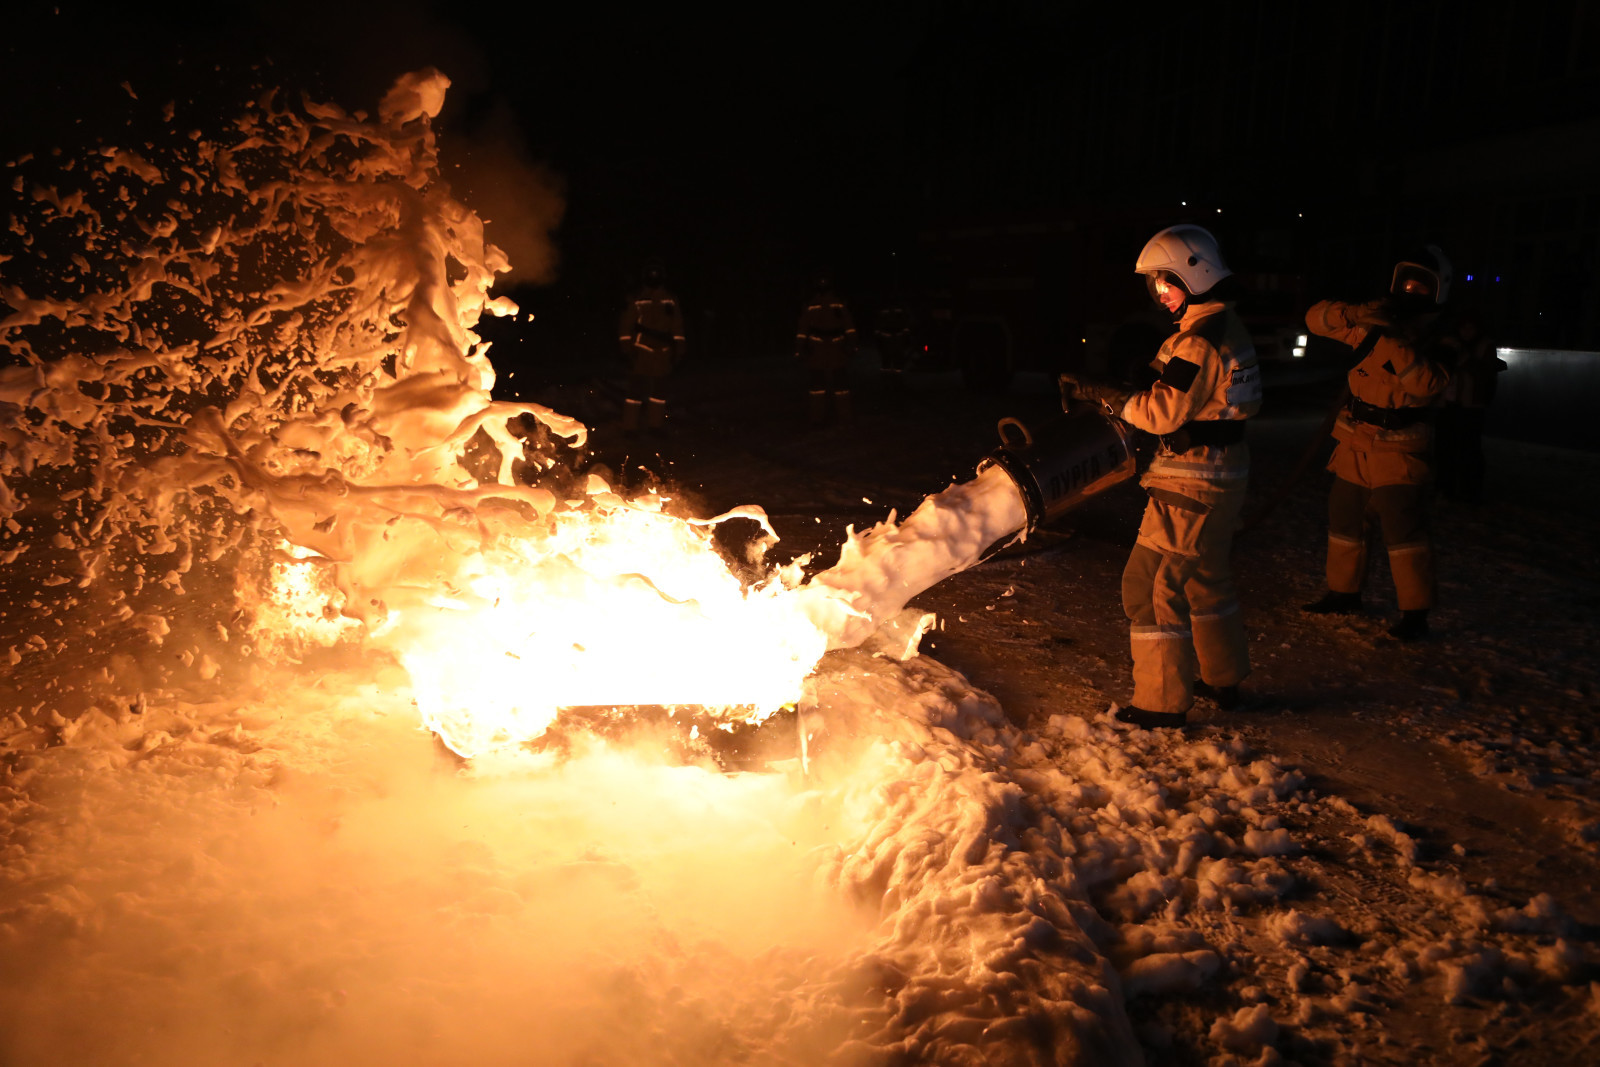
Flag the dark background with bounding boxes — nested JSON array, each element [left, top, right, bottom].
[[4, 0, 1598, 383]]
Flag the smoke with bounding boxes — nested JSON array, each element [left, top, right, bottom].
[[443, 101, 566, 287]]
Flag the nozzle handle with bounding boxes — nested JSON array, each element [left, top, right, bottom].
[[996, 416, 1033, 449]]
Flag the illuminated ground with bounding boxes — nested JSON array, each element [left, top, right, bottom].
[[2, 357, 1597, 1065], [590, 358, 1600, 1063]]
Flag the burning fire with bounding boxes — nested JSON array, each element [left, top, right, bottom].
[[0, 65, 1121, 1066], [1, 64, 1029, 765], [376, 495, 830, 758]]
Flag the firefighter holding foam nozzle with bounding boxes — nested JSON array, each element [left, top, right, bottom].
[[1063, 225, 1262, 729], [1300, 246, 1452, 641]]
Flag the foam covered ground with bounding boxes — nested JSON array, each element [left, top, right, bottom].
[[4, 603, 1594, 1065]]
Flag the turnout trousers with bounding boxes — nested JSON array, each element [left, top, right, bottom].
[[623, 372, 669, 432], [1325, 476, 1433, 610], [1121, 484, 1251, 715], [806, 367, 851, 424]]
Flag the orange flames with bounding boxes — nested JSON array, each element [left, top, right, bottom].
[[392, 498, 831, 759], [262, 487, 833, 759]]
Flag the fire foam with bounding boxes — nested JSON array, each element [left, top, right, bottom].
[[0, 65, 1032, 762]]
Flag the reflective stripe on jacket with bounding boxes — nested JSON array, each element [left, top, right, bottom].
[[796, 297, 857, 369], [1305, 300, 1449, 454], [618, 286, 686, 355], [1119, 300, 1260, 487]]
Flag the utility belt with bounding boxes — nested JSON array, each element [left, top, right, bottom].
[[808, 328, 849, 341], [1347, 397, 1431, 429], [635, 324, 678, 343], [1158, 418, 1247, 453]]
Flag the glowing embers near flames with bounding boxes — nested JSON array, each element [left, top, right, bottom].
[[374, 494, 829, 759]]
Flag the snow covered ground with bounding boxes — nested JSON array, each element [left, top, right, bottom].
[[567, 359, 1600, 1064]]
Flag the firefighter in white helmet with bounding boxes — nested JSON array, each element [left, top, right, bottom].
[[1063, 225, 1262, 728], [1301, 246, 1452, 640]]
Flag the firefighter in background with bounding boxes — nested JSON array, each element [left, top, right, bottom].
[[795, 274, 858, 424], [617, 264, 686, 435], [1301, 246, 1452, 641], [1434, 312, 1505, 504], [873, 300, 914, 381], [1063, 225, 1261, 729]]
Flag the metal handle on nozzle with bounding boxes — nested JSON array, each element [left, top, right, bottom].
[[996, 416, 1033, 449]]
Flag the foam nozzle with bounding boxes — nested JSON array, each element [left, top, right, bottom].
[[980, 408, 1139, 532]]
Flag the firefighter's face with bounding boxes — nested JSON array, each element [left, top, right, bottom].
[[1151, 274, 1186, 313]]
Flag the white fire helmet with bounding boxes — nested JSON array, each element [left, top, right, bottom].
[[1134, 225, 1232, 296], [1390, 244, 1452, 305]]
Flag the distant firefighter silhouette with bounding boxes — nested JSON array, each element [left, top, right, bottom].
[[874, 301, 914, 378], [1434, 313, 1504, 505], [617, 264, 686, 435], [795, 274, 858, 425]]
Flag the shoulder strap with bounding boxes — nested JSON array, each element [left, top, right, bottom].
[[1352, 327, 1383, 361]]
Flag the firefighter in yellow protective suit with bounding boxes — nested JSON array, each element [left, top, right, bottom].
[[795, 274, 858, 424], [617, 265, 686, 434], [1301, 246, 1452, 641], [1065, 226, 1261, 729]]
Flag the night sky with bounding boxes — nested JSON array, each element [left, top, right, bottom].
[[5, 1, 1598, 371]]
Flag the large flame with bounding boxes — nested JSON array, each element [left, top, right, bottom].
[[379, 497, 830, 757]]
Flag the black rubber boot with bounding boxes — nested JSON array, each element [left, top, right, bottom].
[[1114, 706, 1188, 729], [1387, 610, 1430, 642], [1193, 681, 1242, 710], [1302, 590, 1363, 615]]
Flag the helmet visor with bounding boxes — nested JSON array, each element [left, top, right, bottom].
[[1391, 263, 1439, 303]]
